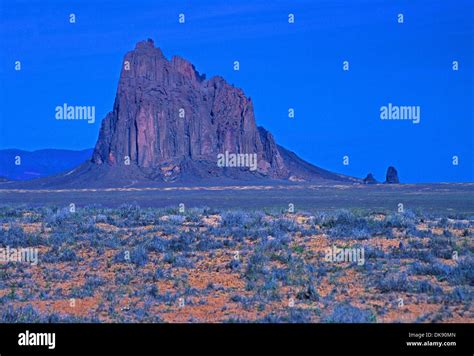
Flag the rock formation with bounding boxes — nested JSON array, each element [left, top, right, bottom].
[[363, 173, 378, 184], [384, 166, 400, 184], [90, 39, 354, 184]]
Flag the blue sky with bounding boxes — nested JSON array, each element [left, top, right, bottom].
[[0, 0, 473, 182]]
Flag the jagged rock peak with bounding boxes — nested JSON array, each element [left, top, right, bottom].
[[135, 38, 155, 49], [92, 39, 288, 180]]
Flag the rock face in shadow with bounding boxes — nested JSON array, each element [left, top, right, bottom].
[[385, 166, 400, 184]]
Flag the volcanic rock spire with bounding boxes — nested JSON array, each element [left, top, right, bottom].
[[86, 39, 356, 184], [92, 39, 290, 181]]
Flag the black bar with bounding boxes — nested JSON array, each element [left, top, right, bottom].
[[0, 323, 471, 355]]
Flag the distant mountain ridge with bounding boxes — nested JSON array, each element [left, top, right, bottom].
[[0, 148, 93, 181]]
